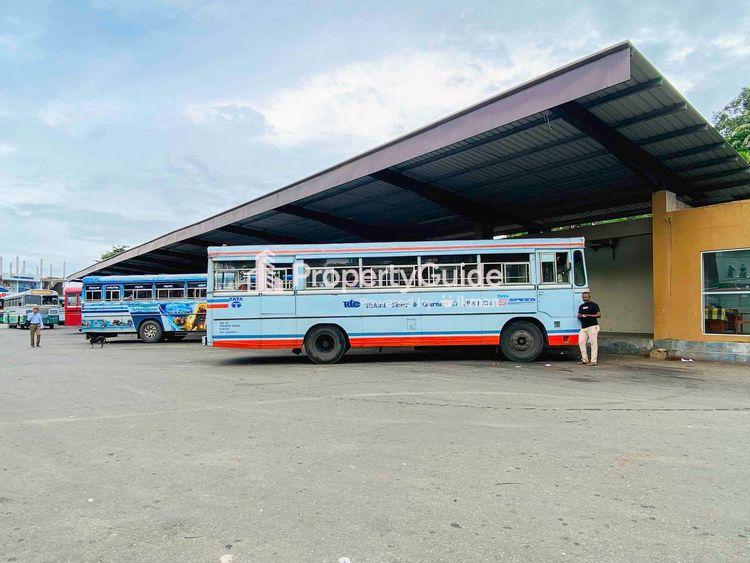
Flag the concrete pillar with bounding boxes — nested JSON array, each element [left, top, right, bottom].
[[652, 191, 691, 340]]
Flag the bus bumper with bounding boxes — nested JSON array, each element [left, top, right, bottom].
[[547, 333, 579, 346]]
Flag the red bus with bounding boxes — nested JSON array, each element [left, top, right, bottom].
[[63, 285, 82, 326]]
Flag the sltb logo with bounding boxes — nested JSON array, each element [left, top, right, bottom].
[[230, 297, 243, 309], [343, 299, 361, 308]]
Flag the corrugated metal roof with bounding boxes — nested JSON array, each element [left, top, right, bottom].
[[70, 42, 749, 278]]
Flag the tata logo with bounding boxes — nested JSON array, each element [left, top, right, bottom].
[[343, 299, 361, 308], [230, 297, 243, 309]]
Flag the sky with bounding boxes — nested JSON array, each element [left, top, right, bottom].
[[1, 0, 749, 276]]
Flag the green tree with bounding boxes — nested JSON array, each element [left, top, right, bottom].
[[713, 87, 750, 162], [100, 245, 129, 261]]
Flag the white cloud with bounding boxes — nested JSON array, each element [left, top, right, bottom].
[[712, 34, 750, 58], [186, 44, 588, 151], [0, 143, 16, 157], [36, 100, 122, 133]]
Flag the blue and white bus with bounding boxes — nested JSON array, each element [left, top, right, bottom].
[[204, 238, 589, 363], [81, 274, 207, 343]]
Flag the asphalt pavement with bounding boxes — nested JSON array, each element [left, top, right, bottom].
[[1, 326, 748, 562]]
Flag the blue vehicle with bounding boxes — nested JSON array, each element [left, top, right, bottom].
[[204, 238, 589, 363], [81, 274, 207, 343]]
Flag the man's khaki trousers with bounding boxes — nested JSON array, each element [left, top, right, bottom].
[[29, 323, 41, 347], [578, 325, 599, 363]]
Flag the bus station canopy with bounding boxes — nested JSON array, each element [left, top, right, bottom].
[[69, 41, 750, 279]]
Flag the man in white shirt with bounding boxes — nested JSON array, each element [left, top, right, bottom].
[[27, 306, 43, 348]]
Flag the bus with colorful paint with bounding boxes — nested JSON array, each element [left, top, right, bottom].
[[63, 285, 82, 326], [81, 274, 207, 342], [204, 238, 588, 363], [3, 289, 61, 328]]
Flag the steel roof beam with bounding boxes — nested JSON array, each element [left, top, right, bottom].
[[278, 204, 411, 241], [659, 142, 726, 160], [435, 103, 687, 185], [674, 155, 741, 173], [370, 169, 543, 232], [216, 224, 312, 245], [151, 248, 206, 262], [687, 167, 750, 184], [398, 76, 664, 173], [554, 101, 691, 194], [579, 77, 663, 108], [636, 124, 707, 146], [127, 255, 205, 273]]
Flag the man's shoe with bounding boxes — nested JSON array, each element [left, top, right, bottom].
[[587, 362, 597, 366], [577, 360, 588, 365]]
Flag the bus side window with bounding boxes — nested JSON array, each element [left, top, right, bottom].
[[573, 250, 586, 287], [105, 285, 121, 301], [188, 282, 207, 299], [540, 252, 570, 284], [540, 253, 556, 283], [84, 286, 102, 301]]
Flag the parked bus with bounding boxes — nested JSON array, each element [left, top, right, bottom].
[[63, 285, 82, 326], [3, 289, 61, 328], [81, 274, 207, 342], [204, 238, 588, 363]]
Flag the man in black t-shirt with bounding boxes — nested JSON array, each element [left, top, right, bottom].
[[577, 292, 601, 366]]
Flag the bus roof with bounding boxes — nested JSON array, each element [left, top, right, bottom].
[[2, 289, 58, 299], [208, 237, 586, 258], [82, 273, 207, 284]]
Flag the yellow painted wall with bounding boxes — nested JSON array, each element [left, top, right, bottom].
[[652, 191, 750, 342]]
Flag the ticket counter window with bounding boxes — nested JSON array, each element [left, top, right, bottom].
[[702, 249, 750, 335]]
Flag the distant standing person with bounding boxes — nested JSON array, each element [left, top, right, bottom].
[[27, 306, 43, 348], [577, 292, 600, 366]]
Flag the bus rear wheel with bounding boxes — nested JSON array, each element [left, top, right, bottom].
[[305, 325, 347, 364], [500, 321, 544, 362], [139, 320, 163, 344]]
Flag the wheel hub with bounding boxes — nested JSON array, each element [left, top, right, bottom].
[[511, 330, 532, 351]]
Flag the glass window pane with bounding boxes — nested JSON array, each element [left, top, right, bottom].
[[703, 249, 750, 291], [156, 283, 186, 300], [540, 253, 556, 283], [556, 252, 570, 284], [105, 285, 121, 301], [703, 293, 750, 335], [573, 250, 586, 287], [84, 286, 102, 301], [213, 261, 256, 291]]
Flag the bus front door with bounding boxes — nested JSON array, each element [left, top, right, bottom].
[[260, 258, 296, 346], [536, 251, 575, 318]]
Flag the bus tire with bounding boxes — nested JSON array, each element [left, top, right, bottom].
[[304, 325, 347, 364], [139, 320, 163, 344], [500, 321, 544, 362]]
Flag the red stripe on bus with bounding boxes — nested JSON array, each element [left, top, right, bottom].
[[208, 241, 584, 257], [547, 334, 579, 346], [349, 335, 500, 347], [206, 303, 229, 309], [213, 338, 303, 349]]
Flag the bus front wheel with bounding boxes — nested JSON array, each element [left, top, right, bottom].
[[304, 325, 347, 364], [500, 321, 544, 362], [139, 320, 163, 344]]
